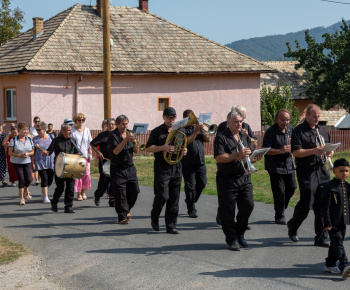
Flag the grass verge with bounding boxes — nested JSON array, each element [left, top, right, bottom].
[[0, 235, 30, 266]]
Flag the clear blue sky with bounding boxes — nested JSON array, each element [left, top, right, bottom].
[[10, 0, 350, 44]]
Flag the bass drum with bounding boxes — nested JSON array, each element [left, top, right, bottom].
[[102, 160, 110, 177], [55, 153, 86, 179]]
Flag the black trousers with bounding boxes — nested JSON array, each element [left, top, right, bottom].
[[288, 166, 330, 242], [51, 175, 75, 208], [110, 164, 140, 222], [38, 169, 54, 188], [326, 225, 349, 271], [94, 160, 113, 202], [268, 171, 297, 219], [182, 164, 207, 213], [151, 161, 182, 230], [217, 172, 254, 246], [13, 163, 32, 188]]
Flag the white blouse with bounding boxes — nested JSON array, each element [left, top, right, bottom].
[[71, 127, 92, 159]]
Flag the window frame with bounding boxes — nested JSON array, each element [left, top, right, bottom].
[[3, 87, 17, 122], [157, 97, 170, 111]]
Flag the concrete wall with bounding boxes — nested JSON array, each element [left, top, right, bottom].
[[7, 73, 261, 131]]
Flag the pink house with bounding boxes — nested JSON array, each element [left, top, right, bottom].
[[0, 1, 274, 131]]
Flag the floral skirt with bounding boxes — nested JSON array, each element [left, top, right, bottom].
[[74, 161, 91, 192]]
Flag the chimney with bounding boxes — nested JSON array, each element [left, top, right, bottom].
[[32, 17, 44, 40], [139, 0, 149, 12], [96, 0, 103, 17]]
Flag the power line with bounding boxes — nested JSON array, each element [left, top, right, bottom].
[[320, 0, 350, 5]]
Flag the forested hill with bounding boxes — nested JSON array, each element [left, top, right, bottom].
[[225, 20, 350, 61]]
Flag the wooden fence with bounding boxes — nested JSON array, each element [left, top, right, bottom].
[[88, 129, 350, 155]]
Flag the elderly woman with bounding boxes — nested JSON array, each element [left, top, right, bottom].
[[2, 126, 19, 186], [0, 124, 7, 186], [8, 122, 34, 205], [72, 113, 92, 201], [32, 121, 55, 204]]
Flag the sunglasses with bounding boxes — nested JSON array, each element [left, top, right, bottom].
[[34, 120, 40, 123], [77, 119, 85, 122], [36, 128, 42, 132]]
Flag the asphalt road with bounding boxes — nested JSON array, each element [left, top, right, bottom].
[[0, 177, 349, 289]]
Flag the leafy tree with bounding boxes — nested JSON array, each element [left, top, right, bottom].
[[0, 0, 24, 45], [284, 19, 350, 112], [260, 83, 299, 127]]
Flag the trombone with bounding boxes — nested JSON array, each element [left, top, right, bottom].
[[127, 130, 146, 151]]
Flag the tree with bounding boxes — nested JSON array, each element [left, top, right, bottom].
[[0, 0, 24, 45], [260, 83, 300, 127], [284, 19, 350, 112]]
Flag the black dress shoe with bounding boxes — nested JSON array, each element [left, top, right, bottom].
[[216, 216, 222, 226], [94, 197, 100, 206], [228, 241, 241, 251], [314, 241, 330, 248], [275, 217, 287, 225], [287, 222, 299, 242], [246, 226, 251, 230], [51, 202, 58, 212], [188, 210, 198, 218], [64, 207, 75, 213], [238, 235, 248, 248], [151, 221, 159, 231], [166, 228, 179, 234]]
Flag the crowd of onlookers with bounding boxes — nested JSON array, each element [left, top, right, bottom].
[[0, 113, 94, 205]]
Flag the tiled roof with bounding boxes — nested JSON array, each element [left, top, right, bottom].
[[0, 4, 274, 74], [260, 61, 310, 100]]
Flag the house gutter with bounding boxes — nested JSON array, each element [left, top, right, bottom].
[[75, 76, 83, 114]]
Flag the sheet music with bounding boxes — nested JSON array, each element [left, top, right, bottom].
[[250, 148, 270, 159], [198, 113, 212, 125], [172, 117, 189, 130], [323, 142, 341, 152]]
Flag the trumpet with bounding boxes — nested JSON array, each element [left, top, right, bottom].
[[236, 134, 258, 174], [201, 123, 218, 135], [316, 128, 334, 170], [285, 126, 296, 170], [127, 130, 146, 151]]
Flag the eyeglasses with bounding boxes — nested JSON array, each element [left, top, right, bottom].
[[165, 116, 176, 120], [77, 119, 85, 122], [36, 128, 42, 132], [34, 120, 40, 123], [108, 123, 116, 126]]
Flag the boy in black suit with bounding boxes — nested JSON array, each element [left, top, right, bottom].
[[321, 158, 350, 278]]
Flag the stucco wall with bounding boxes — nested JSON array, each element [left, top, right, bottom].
[[28, 74, 261, 131], [0, 75, 31, 124]]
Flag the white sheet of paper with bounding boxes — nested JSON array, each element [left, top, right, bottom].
[[250, 148, 270, 159], [323, 142, 341, 152], [198, 113, 212, 125], [172, 117, 189, 130], [132, 123, 149, 134]]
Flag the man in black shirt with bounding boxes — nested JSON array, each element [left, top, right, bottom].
[[145, 107, 187, 234], [90, 118, 116, 207], [44, 123, 78, 213], [108, 115, 140, 224], [263, 109, 297, 225], [287, 104, 334, 247], [181, 109, 209, 218], [214, 109, 262, 251]]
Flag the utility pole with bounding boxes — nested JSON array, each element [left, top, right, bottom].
[[103, 0, 111, 119]]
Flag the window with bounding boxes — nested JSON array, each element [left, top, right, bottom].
[[157, 97, 170, 111], [4, 88, 16, 121]]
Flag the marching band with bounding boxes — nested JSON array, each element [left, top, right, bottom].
[[2, 103, 350, 278]]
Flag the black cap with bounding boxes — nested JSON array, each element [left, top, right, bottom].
[[333, 158, 350, 168], [163, 107, 176, 116]]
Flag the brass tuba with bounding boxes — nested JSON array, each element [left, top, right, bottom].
[[236, 134, 258, 174], [163, 113, 199, 165]]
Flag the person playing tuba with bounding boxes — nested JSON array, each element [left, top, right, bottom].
[[145, 107, 187, 234]]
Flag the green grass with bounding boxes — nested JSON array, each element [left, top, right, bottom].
[[91, 151, 350, 207], [0, 235, 30, 265]]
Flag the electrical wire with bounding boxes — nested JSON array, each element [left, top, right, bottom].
[[320, 0, 350, 5]]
